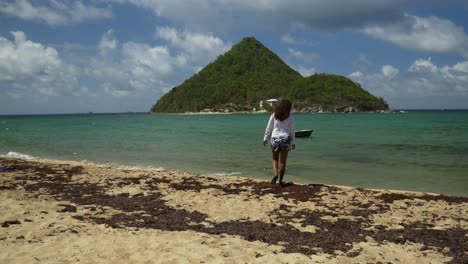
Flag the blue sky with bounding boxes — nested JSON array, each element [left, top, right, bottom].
[[1, 0, 468, 114]]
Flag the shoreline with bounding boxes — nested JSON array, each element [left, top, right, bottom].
[[3, 153, 460, 197], [1, 156, 467, 263], [149, 109, 402, 115]]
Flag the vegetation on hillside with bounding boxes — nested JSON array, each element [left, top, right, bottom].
[[151, 37, 388, 113]]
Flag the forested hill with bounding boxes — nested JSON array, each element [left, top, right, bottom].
[[150, 37, 388, 113]]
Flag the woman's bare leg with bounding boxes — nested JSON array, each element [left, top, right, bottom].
[[272, 151, 279, 177], [279, 150, 289, 184]]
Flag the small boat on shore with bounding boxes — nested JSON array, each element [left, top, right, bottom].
[[295, 129, 313, 138]]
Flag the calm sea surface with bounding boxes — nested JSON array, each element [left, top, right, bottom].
[[1, 111, 467, 196]]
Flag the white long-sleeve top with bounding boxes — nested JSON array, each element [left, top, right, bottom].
[[263, 113, 295, 145]]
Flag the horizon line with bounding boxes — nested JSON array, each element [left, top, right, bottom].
[[2, 109, 468, 116]]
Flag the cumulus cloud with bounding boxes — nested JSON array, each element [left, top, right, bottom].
[[349, 58, 468, 108], [362, 14, 468, 57], [104, 1, 468, 58], [0, 0, 112, 26], [408, 58, 439, 73], [0, 31, 80, 97], [294, 65, 316, 77], [281, 34, 318, 46], [281, 34, 298, 45], [284, 47, 319, 78], [123, 43, 173, 76], [90, 28, 228, 97], [287, 48, 320, 63], [349, 71, 363, 78], [0, 27, 232, 113], [381, 65, 399, 78], [353, 53, 372, 73], [0, 29, 182, 110], [0, 31, 59, 81], [453, 61, 468, 72], [155, 26, 231, 64], [93, 27, 233, 97], [91, 41, 178, 97], [98, 29, 118, 56]]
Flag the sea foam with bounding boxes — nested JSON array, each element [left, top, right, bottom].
[[4, 151, 36, 160], [81, 160, 165, 172], [2, 152, 164, 172], [214, 172, 242, 176]]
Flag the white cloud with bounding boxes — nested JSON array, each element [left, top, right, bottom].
[[453, 61, 468, 72], [381, 65, 399, 78], [281, 34, 298, 45], [354, 53, 372, 73], [295, 66, 316, 77], [155, 26, 231, 63], [95, 27, 234, 97], [0, 29, 181, 104], [408, 58, 438, 73], [193, 65, 204, 74], [0, 0, 112, 26], [349, 58, 468, 108], [349, 71, 364, 78], [287, 48, 319, 63], [362, 14, 468, 57], [99, 29, 118, 56], [281, 34, 318, 46], [0, 27, 232, 114], [123, 42, 173, 76], [286, 48, 319, 76], [0, 31, 60, 80], [104, 1, 468, 58], [0, 31, 80, 97], [91, 41, 177, 97]]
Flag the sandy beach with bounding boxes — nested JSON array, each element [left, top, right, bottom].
[[0, 157, 467, 263]]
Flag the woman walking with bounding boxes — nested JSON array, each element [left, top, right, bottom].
[[263, 100, 295, 186]]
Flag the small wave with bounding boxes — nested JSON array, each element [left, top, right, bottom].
[[214, 172, 241, 176], [4, 151, 36, 160], [81, 160, 165, 172]]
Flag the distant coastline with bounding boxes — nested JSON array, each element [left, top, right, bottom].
[[1, 109, 468, 117], [150, 109, 403, 115]]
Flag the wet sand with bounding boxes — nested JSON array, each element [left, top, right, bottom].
[[1, 157, 467, 263]]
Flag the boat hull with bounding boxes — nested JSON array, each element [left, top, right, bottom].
[[295, 129, 313, 138]]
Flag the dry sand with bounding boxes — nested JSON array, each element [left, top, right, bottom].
[[0, 157, 467, 263]]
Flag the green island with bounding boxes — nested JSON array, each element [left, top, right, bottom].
[[151, 37, 389, 113]]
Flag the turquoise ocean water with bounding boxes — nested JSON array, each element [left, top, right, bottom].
[[1, 111, 467, 196]]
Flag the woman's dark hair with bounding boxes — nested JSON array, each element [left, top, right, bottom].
[[274, 100, 292, 121]]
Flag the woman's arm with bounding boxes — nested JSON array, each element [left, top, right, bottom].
[[290, 115, 295, 148], [263, 114, 274, 143]]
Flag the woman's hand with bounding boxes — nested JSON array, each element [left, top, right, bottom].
[[263, 140, 267, 146], [292, 144, 296, 150]]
